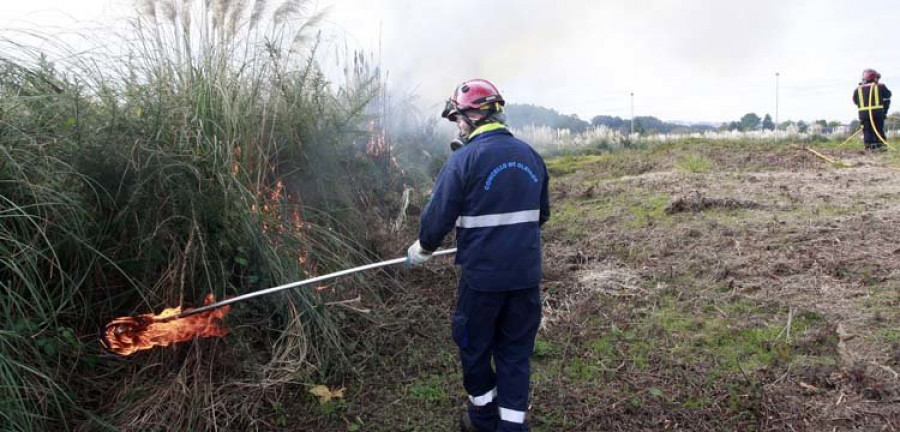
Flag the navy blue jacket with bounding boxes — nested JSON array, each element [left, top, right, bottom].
[[853, 83, 892, 121], [418, 126, 550, 292]]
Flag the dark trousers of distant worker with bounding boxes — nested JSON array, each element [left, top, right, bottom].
[[452, 281, 541, 432], [861, 113, 886, 151]]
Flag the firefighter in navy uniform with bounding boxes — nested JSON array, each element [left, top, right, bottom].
[[407, 79, 550, 432], [853, 68, 892, 151]]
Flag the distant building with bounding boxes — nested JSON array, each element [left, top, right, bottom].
[[832, 124, 849, 134]]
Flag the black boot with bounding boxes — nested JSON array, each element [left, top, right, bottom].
[[460, 401, 499, 432], [460, 410, 476, 432], [497, 419, 529, 432]]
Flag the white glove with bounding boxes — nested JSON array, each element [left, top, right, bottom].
[[406, 240, 433, 266]]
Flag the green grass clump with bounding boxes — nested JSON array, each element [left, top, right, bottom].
[[533, 337, 562, 358], [874, 329, 900, 345], [546, 154, 607, 176], [545, 151, 657, 179], [675, 153, 712, 173], [409, 375, 450, 404], [572, 297, 834, 383], [643, 299, 827, 374], [625, 194, 670, 228]]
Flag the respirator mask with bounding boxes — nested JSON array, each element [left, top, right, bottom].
[[442, 99, 472, 151], [450, 133, 468, 151]]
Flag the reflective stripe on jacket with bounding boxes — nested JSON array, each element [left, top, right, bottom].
[[419, 127, 550, 292], [853, 83, 892, 119]]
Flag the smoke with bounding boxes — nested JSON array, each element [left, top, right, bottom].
[[325, 0, 899, 123], [630, 0, 796, 73]]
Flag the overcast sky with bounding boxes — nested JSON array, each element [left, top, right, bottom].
[[4, 0, 899, 124]]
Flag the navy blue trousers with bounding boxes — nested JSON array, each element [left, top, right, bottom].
[[452, 281, 541, 431], [861, 114, 886, 150]]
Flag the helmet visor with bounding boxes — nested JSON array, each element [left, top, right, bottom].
[[441, 99, 460, 121]]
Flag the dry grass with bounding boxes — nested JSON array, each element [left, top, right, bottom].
[[280, 141, 900, 431]]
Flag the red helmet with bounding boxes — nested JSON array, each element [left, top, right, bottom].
[[441, 79, 505, 122], [862, 68, 880, 83]]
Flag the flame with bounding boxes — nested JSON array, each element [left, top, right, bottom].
[[362, 118, 389, 159], [101, 294, 230, 356]]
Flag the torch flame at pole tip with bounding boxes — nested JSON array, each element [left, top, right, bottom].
[[101, 294, 231, 356]]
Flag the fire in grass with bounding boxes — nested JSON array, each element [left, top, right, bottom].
[[101, 294, 230, 356]]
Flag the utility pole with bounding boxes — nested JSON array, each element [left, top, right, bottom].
[[630, 92, 635, 135], [775, 72, 780, 128]]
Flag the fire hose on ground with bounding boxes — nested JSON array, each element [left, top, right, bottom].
[[804, 146, 851, 167], [807, 85, 896, 166]]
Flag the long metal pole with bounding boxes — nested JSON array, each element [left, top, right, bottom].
[[775, 72, 780, 127], [630, 92, 635, 135], [159, 248, 457, 322]]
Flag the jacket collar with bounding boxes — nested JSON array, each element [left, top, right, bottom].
[[468, 123, 510, 141]]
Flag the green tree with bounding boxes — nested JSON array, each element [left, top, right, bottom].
[[632, 118, 645, 134], [591, 115, 626, 129], [762, 114, 775, 130], [505, 103, 590, 132], [722, 121, 741, 131], [739, 113, 761, 131]]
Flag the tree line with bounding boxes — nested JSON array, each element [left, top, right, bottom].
[[505, 103, 714, 135], [505, 103, 900, 134]]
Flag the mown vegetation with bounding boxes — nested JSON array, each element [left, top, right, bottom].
[[283, 139, 899, 431]]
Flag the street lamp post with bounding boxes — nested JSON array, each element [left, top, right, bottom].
[[630, 92, 635, 135], [775, 72, 780, 128]]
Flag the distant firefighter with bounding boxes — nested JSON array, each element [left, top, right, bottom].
[[853, 68, 892, 151]]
